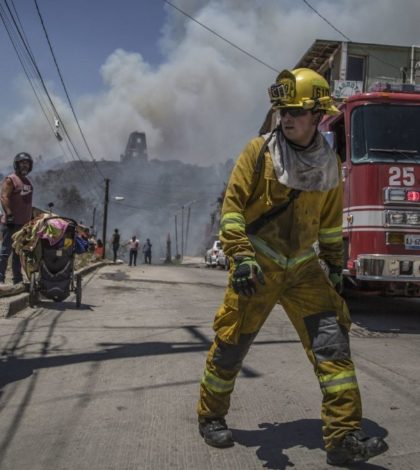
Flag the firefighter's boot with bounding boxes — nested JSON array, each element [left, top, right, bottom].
[[199, 418, 234, 448], [326, 430, 388, 466]]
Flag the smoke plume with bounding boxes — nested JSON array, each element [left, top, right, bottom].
[[1, 0, 419, 166]]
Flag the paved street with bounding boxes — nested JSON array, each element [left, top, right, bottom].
[[0, 262, 419, 470]]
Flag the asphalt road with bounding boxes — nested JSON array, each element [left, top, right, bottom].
[[0, 262, 419, 470]]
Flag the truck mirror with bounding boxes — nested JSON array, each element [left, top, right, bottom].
[[322, 131, 337, 151]]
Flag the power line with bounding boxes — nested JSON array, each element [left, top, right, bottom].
[[33, 0, 106, 180], [109, 197, 209, 213], [300, 0, 401, 73], [1, 0, 104, 198], [165, 0, 401, 76], [109, 180, 222, 198], [301, 0, 351, 42], [163, 0, 279, 73]]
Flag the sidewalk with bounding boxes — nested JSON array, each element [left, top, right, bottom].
[[0, 260, 107, 318], [0, 256, 204, 318]]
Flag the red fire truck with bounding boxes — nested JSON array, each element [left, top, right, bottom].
[[320, 83, 420, 295]]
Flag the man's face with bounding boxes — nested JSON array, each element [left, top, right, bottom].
[[16, 160, 31, 176], [280, 108, 319, 146]]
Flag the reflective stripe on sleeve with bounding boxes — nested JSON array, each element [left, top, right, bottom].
[[319, 226, 343, 244], [220, 212, 246, 234], [201, 369, 236, 394], [319, 369, 358, 395]]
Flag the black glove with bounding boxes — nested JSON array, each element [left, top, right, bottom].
[[328, 264, 343, 294], [232, 256, 265, 296], [6, 214, 14, 226]]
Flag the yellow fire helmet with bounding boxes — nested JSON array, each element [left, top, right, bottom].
[[268, 68, 339, 115]]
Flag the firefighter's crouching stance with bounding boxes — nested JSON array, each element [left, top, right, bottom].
[[197, 68, 388, 466]]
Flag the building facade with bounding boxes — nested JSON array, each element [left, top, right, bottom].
[[295, 40, 420, 99]]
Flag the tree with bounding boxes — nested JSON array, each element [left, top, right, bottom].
[[56, 185, 87, 220]]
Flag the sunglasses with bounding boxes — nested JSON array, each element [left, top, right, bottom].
[[279, 108, 309, 118]]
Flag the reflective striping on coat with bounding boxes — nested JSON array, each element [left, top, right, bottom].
[[220, 212, 246, 234], [319, 226, 343, 244], [319, 369, 358, 395], [201, 369, 236, 394], [249, 234, 316, 268]]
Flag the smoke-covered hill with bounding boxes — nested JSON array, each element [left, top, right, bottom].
[[31, 156, 233, 260]]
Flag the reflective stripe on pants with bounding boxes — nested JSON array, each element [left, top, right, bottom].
[[197, 257, 361, 450]]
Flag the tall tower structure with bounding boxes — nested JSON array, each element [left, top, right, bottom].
[[121, 131, 148, 162]]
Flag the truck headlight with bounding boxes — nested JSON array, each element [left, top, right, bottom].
[[386, 211, 420, 226], [387, 212, 405, 224], [406, 213, 420, 224]]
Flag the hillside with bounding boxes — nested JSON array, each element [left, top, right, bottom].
[[31, 156, 233, 259]]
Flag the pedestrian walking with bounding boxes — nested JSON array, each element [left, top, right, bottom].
[[0, 152, 34, 284], [128, 235, 139, 266], [111, 228, 120, 263], [143, 238, 152, 264], [196, 68, 388, 466]]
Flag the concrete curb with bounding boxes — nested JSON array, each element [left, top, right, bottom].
[[0, 261, 107, 318]]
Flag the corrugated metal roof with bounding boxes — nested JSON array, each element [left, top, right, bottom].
[[294, 39, 341, 71]]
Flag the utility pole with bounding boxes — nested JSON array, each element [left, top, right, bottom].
[[102, 178, 110, 259], [185, 205, 191, 256], [165, 233, 172, 263], [174, 214, 180, 259], [92, 207, 96, 235], [181, 205, 184, 261]]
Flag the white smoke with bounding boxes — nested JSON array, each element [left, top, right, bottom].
[[1, 0, 419, 166]]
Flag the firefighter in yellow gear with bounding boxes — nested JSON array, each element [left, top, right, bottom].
[[197, 68, 388, 466]]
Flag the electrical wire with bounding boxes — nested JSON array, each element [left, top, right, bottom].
[[300, 0, 401, 72], [109, 181, 222, 199], [301, 0, 351, 42], [33, 0, 106, 180], [0, 4, 62, 155], [2, 0, 104, 198], [0, 2, 87, 177], [163, 0, 279, 73], [166, 0, 402, 75], [109, 197, 209, 213]]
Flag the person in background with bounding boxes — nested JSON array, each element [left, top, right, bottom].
[[0, 152, 34, 284], [196, 68, 388, 466], [128, 235, 139, 267], [94, 239, 104, 260], [143, 238, 152, 264], [111, 228, 120, 263], [88, 233, 96, 253]]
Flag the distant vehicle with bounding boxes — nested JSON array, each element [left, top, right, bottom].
[[205, 240, 230, 270], [205, 240, 221, 268], [216, 247, 230, 270]]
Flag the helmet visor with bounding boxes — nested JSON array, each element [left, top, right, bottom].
[[279, 107, 309, 118]]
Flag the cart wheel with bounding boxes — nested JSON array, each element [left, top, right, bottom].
[[29, 272, 38, 308], [75, 274, 82, 307]]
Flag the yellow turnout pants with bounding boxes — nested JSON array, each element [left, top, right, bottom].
[[197, 256, 362, 450]]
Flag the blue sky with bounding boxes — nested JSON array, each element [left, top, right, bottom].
[[0, 0, 166, 116], [0, 0, 419, 168]]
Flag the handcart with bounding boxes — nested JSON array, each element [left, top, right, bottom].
[[24, 216, 82, 308]]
